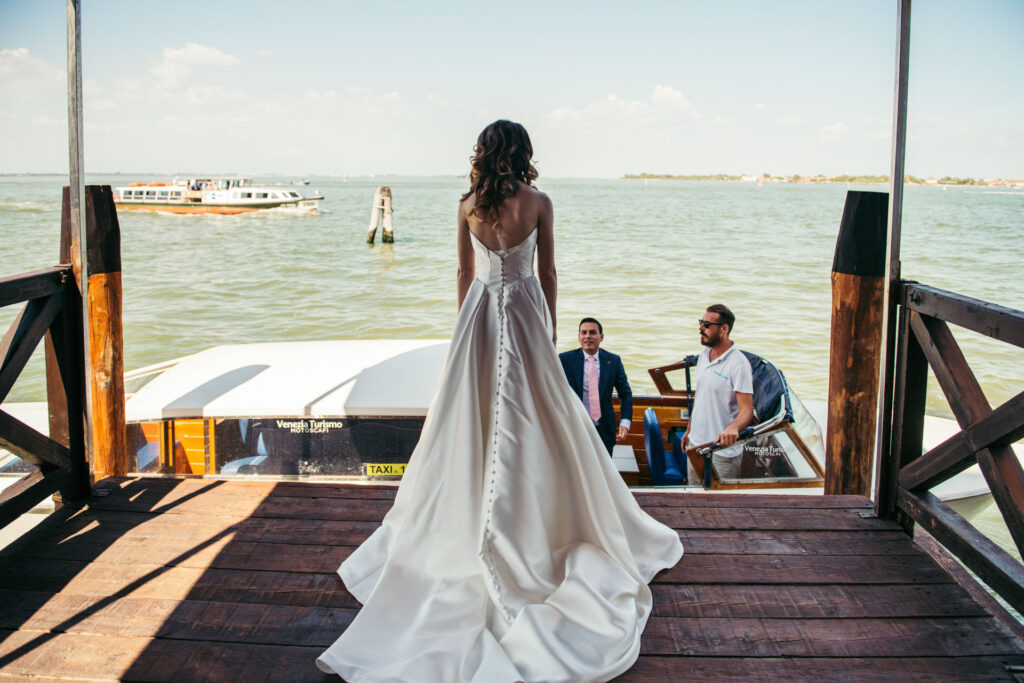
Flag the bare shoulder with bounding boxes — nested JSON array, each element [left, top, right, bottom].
[[519, 184, 551, 206]]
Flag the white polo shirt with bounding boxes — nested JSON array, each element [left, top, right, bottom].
[[687, 344, 753, 457]]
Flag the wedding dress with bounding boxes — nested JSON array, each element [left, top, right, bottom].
[[316, 227, 683, 682]]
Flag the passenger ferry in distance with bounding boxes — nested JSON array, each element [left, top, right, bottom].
[[113, 176, 323, 214]]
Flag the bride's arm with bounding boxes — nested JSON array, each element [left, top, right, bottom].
[[456, 204, 475, 311], [535, 194, 557, 343]]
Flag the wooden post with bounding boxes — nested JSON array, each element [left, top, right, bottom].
[[45, 186, 127, 482], [84, 186, 127, 478], [876, 0, 913, 511], [45, 188, 78, 452], [381, 187, 394, 244], [44, 187, 90, 501], [367, 187, 383, 243], [367, 186, 393, 244], [877, 296, 928, 525], [826, 190, 888, 496], [66, 0, 93, 469]]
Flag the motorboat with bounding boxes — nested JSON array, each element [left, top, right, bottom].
[[120, 340, 445, 478], [113, 177, 323, 215], [2, 341, 1011, 521]]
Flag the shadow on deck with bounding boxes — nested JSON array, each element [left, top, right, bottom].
[[1, 477, 1023, 681]]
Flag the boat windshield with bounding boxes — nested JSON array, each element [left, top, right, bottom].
[[708, 392, 826, 486]]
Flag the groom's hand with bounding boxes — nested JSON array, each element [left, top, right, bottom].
[[616, 425, 628, 441]]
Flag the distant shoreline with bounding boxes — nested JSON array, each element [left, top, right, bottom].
[[622, 173, 1023, 188]]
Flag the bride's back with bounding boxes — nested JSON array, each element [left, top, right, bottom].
[[463, 184, 547, 251]]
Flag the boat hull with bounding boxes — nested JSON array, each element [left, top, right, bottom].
[[115, 201, 319, 215]]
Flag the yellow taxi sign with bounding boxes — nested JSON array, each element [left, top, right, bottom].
[[363, 463, 407, 477]]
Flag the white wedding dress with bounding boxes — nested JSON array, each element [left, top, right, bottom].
[[316, 228, 683, 682]]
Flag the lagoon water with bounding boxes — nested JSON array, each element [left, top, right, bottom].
[[2, 174, 1023, 581], [2, 174, 1021, 413]]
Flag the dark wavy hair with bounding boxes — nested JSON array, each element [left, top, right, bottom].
[[461, 120, 538, 230]]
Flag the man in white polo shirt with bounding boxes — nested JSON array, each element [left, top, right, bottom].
[[685, 304, 754, 480]]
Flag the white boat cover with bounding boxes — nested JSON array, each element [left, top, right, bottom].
[[125, 340, 449, 421]]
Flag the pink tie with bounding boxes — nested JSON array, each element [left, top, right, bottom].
[[587, 356, 601, 422]]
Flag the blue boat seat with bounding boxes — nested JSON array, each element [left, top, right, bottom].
[[644, 407, 685, 486], [740, 350, 794, 425]]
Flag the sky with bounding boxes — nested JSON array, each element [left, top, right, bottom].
[[1, 0, 1022, 178]]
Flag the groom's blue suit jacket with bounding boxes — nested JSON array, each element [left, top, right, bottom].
[[558, 348, 633, 439]]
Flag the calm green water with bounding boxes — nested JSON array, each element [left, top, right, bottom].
[[2, 174, 1021, 411]]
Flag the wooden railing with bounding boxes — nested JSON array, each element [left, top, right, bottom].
[[878, 281, 1024, 613], [0, 265, 89, 529]]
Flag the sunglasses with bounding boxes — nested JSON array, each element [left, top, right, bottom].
[[698, 320, 724, 329]]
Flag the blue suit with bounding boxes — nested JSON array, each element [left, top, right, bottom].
[[558, 348, 633, 455]]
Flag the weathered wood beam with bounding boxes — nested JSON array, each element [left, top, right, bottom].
[[901, 390, 1024, 491], [976, 445, 1024, 559], [0, 468, 68, 531], [46, 190, 80, 451], [910, 313, 989, 427], [875, 0, 912, 530], [826, 191, 888, 497], [910, 313, 1024, 556], [0, 267, 68, 310], [905, 282, 1024, 349], [897, 488, 1024, 615], [43, 187, 89, 502], [0, 306, 27, 375], [878, 306, 928, 519], [0, 294, 64, 404], [84, 185, 127, 479], [0, 409, 72, 471]]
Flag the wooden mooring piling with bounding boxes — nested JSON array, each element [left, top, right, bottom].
[[826, 190, 888, 497], [44, 186, 127, 481], [366, 186, 394, 244]]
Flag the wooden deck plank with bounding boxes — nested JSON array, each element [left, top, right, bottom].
[[0, 629, 331, 682], [2, 534, 350, 574], [1, 589, 1018, 657], [618, 656, 1024, 682], [660, 553, 953, 584], [0, 581, 989, 622], [96, 476, 875, 508], [0, 477, 1020, 682], [640, 615, 1024, 657], [87, 492, 889, 531], [3, 535, 950, 584], [4, 507, 922, 557], [0, 558, 359, 609], [633, 491, 873, 508], [649, 507, 894, 531], [0, 591, 355, 646], [649, 583, 991, 619]]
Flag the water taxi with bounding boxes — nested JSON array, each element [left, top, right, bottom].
[[113, 177, 323, 215], [1, 341, 1006, 515], [25, 340, 986, 520]]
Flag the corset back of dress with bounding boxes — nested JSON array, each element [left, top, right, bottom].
[[472, 228, 538, 287]]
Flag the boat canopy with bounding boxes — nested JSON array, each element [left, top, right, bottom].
[[125, 340, 449, 421]]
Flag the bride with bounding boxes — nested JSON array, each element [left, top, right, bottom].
[[317, 120, 683, 682]]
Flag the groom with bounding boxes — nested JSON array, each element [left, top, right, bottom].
[[559, 318, 633, 455]]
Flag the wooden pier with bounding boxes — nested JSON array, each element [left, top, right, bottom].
[[3, 3, 1024, 678], [2, 476, 1023, 681]]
